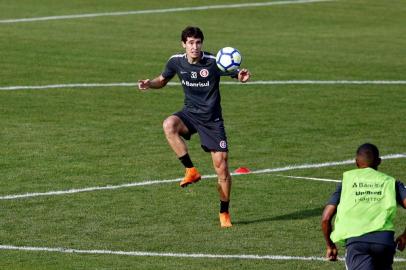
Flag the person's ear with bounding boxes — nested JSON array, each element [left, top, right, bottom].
[[355, 157, 360, 168], [376, 157, 381, 167], [182, 42, 186, 49]]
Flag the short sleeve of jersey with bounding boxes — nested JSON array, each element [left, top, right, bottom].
[[327, 183, 342, 205], [161, 57, 177, 80], [396, 180, 406, 208]]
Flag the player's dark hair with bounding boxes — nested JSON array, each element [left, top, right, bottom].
[[181, 26, 204, 43], [356, 143, 380, 166]]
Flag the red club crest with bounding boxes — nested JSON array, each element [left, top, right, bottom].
[[200, 69, 209, 78]]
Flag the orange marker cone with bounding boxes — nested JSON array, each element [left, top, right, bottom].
[[234, 167, 251, 174]]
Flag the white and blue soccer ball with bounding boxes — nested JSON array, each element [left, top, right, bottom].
[[215, 47, 242, 72]]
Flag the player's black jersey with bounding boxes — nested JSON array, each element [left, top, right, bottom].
[[161, 51, 237, 121]]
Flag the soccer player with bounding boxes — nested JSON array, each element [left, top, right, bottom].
[[321, 143, 406, 269], [138, 26, 250, 227]]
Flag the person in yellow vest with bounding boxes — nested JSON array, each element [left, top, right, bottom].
[[321, 143, 406, 269]]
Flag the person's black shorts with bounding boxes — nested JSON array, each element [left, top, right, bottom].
[[174, 110, 228, 152], [345, 242, 395, 270]]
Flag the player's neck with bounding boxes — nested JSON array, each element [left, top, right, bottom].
[[186, 53, 201, 64]]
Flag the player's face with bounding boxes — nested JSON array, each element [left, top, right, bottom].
[[182, 37, 202, 61]]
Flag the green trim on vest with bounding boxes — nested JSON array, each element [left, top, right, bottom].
[[331, 168, 396, 245]]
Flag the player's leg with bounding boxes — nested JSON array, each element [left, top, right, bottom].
[[211, 151, 232, 227], [345, 242, 374, 270], [163, 114, 201, 187], [196, 118, 231, 227], [370, 243, 395, 270], [162, 115, 189, 157], [211, 151, 231, 201]]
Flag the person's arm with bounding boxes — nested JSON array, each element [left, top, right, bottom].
[[396, 180, 406, 208], [395, 180, 406, 250], [138, 75, 170, 91], [321, 204, 338, 261], [139, 56, 176, 91]]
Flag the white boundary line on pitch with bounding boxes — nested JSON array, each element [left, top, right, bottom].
[[275, 174, 340, 182], [0, 0, 335, 24], [1, 80, 406, 91], [0, 244, 337, 261], [1, 154, 405, 201], [1, 244, 405, 262]]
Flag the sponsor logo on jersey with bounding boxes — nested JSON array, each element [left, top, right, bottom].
[[200, 69, 209, 78], [219, 140, 227, 149], [181, 80, 210, 87]]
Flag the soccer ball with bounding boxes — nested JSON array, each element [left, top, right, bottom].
[[215, 47, 242, 72]]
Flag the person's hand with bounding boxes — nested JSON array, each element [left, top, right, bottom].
[[238, 69, 250, 83], [326, 244, 338, 261], [396, 233, 406, 251], [138, 79, 151, 90]]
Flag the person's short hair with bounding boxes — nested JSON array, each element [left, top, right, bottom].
[[356, 143, 380, 165], [181, 26, 204, 43]]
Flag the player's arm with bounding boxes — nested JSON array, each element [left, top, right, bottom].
[[321, 183, 341, 261], [396, 180, 406, 208], [395, 180, 406, 251], [138, 75, 170, 91], [321, 204, 338, 261]]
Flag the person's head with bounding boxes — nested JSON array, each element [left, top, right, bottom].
[[181, 26, 204, 61], [181, 26, 204, 43], [355, 143, 381, 170]]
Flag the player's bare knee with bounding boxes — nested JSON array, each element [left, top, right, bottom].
[[213, 158, 228, 171], [162, 117, 177, 135]]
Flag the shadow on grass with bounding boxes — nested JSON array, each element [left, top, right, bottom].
[[234, 207, 324, 225]]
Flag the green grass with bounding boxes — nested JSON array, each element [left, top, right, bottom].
[[0, 0, 406, 269]]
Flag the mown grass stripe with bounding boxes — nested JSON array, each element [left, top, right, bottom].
[[1, 154, 404, 201]]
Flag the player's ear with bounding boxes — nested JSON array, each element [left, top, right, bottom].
[[182, 41, 186, 49], [355, 157, 360, 168]]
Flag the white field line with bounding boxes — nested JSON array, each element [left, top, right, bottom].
[[1, 244, 406, 262], [233, 80, 406, 85], [248, 154, 402, 174], [0, 244, 341, 261], [1, 80, 406, 91], [276, 174, 341, 183], [0, 0, 335, 24], [1, 154, 404, 201]]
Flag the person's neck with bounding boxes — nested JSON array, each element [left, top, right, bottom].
[[358, 165, 378, 170], [187, 53, 201, 64]]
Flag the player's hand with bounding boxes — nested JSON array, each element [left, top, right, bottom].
[[138, 79, 151, 90], [396, 233, 406, 251], [326, 244, 338, 261], [238, 69, 250, 83]]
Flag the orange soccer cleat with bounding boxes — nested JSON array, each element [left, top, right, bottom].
[[219, 212, 232, 228], [179, 167, 201, 188]]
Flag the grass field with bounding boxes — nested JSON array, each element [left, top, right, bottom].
[[1, 0, 406, 269]]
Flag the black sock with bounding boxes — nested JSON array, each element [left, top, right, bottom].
[[220, 200, 230, 213], [179, 153, 194, 168]]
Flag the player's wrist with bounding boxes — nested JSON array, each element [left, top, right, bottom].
[[148, 79, 156, 89], [326, 240, 336, 249]]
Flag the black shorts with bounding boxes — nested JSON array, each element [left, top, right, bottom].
[[345, 242, 395, 270], [174, 110, 228, 152]]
